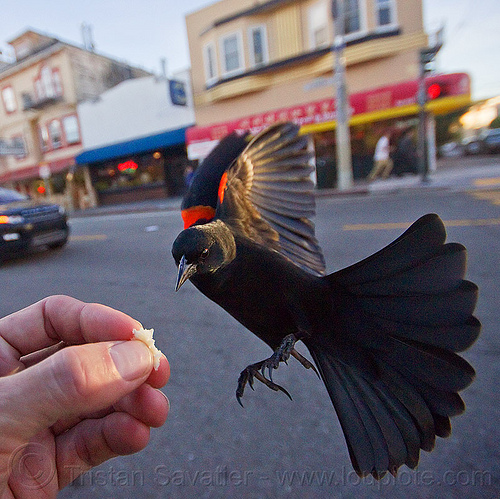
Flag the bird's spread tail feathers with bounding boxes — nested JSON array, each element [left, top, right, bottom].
[[306, 214, 480, 478]]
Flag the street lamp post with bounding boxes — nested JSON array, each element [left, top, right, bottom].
[[332, 0, 353, 191]]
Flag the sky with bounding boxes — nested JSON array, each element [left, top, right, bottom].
[[1, 0, 499, 101]]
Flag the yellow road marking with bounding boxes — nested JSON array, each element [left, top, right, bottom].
[[344, 222, 414, 231], [343, 218, 500, 231], [69, 234, 107, 241], [473, 177, 500, 187], [469, 190, 500, 205]]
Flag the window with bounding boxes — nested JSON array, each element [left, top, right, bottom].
[[12, 136, 27, 160], [308, 2, 329, 49], [63, 115, 80, 144], [93, 156, 165, 192], [35, 66, 63, 101], [203, 42, 217, 84], [39, 125, 50, 152], [249, 25, 268, 67], [2, 86, 17, 113], [220, 32, 244, 76], [53, 69, 63, 96], [344, 0, 362, 35], [48, 120, 63, 149], [41, 67, 55, 98], [375, 0, 396, 28]]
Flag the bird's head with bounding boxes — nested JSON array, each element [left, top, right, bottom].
[[172, 220, 236, 291]]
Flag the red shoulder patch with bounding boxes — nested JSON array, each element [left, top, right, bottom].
[[181, 205, 216, 229], [218, 171, 228, 205]]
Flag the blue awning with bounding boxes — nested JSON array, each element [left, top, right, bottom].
[[75, 125, 193, 165]]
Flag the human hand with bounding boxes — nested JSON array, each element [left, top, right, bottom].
[[0, 295, 170, 498]]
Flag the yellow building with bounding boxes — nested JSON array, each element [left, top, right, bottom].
[[185, 0, 470, 186], [0, 29, 149, 207]]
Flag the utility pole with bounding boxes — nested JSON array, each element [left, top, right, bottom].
[[417, 53, 430, 182], [417, 29, 443, 183], [331, 0, 353, 191]]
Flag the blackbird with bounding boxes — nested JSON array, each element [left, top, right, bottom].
[[171, 122, 480, 478]]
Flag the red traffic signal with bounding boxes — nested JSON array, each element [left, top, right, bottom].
[[427, 82, 448, 100]]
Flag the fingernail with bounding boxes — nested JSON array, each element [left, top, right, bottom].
[[110, 341, 153, 381], [159, 390, 170, 412]]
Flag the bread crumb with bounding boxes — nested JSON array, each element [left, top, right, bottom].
[[132, 327, 162, 370]]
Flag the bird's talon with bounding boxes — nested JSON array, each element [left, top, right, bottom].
[[291, 348, 320, 378], [235, 334, 305, 403], [253, 371, 292, 401]]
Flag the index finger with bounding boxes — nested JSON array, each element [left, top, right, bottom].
[[0, 295, 142, 358]]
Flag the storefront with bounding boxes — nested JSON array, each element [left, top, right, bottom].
[[0, 156, 77, 206], [186, 73, 471, 188], [75, 126, 193, 206]]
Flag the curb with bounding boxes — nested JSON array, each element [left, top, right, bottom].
[[69, 164, 500, 219], [69, 200, 182, 219]]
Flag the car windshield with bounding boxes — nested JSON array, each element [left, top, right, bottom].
[[0, 187, 29, 203]]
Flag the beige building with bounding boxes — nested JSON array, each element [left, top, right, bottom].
[[0, 29, 149, 207], [185, 0, 470, 185]]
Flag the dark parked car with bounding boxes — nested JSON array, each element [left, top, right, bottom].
[[462, 136, 483, 155], [0, 187, 69, 259], [482, 129, 500, 154]]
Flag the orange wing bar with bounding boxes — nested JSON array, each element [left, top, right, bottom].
[[181, 205, 216, 229]]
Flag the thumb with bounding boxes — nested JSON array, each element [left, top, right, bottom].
[[1, 340, 153, 439]]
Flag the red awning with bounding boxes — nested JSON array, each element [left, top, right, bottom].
[[0, 156, 75, 184], [186, 73, 470, 159]]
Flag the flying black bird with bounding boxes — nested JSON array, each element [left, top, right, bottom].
[[172, 122, 480, 479]]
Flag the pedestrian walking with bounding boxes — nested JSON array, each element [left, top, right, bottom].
[[368, 129, 393, 180]]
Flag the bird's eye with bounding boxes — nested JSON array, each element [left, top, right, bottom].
[[200, 248, 209, 259]]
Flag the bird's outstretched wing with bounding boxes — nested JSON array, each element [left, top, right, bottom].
[[216, 122, 326, 276]]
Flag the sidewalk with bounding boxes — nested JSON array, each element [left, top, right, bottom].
[[367, 155, 500, 194], [69, 155, 500, 219]]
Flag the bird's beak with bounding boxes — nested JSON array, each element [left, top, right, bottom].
[[175, 255, 197, 291]]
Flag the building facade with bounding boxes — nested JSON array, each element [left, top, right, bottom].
[[75, 72, 195, 206], [0, 29, 150, 208], [185, 0, 470, 186]]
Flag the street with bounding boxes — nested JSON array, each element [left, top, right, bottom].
[[1, 186, 499, 498]]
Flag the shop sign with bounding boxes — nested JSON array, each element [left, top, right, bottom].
[[39, 165, 51, 179], [186, 72, 470, 159], [169, 79, 187, 106]]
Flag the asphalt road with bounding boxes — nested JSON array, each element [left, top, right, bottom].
[[1, 187, 499, 498]]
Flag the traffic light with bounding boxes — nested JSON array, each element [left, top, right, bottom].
[[427, 81, 449, 100]]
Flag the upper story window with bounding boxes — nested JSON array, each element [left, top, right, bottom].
[[48, 120, 63, 149], [375, 0, 397, 29], [203, 42, 218, 85], [2, 86, 17, 113], [248, 25, 269, 67], [219, 32, 244, 76], [35, 66, 63, 101], [12, 135, 27, 160], [38, 125, 50, 152], [308, 1, 329, 49], [38, 115, 80, 151], [62, 115, 81, 145], [344, 0, 364, 37]]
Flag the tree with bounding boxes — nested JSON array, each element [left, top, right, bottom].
[[489, 116, 500, 129]]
